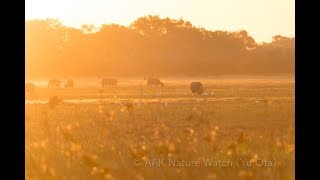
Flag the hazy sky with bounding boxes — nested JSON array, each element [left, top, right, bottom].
[[26, 0, 294, 43]]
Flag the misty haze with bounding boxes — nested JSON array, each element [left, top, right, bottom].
[[25, 1, 294, 179]]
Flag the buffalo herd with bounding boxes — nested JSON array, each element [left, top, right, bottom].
[[26, 78, 207, 95], [48, 79, 74, 88], [101, 78, 118, 87], [48, 79, 61, 88]]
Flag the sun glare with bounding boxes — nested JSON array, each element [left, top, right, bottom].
[[26, 0, 294, 43]]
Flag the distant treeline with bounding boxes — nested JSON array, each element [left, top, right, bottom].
[[26, 15, 294, 78]]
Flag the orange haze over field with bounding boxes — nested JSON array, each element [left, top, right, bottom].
[[26, 0, 294, 78], [25, 16, 294, 78], [26, 1, 295, 179]]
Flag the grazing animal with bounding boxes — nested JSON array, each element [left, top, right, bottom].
[[147, 78, 164, 87], [190, 82, 205, 95], [25, 83, 35, 95], [48, 79, 61, 88], [101, 78, 118, 87], [65, 79, 74, 88]]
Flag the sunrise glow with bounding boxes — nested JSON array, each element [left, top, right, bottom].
[[25, 0, 294, 43]]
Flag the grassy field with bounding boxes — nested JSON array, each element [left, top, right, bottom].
[[26, 76, 294, 180]]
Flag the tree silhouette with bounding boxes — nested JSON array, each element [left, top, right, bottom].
[[26, 16, 294, 78]]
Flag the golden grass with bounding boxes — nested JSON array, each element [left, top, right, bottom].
[[26, 77, 294, 180]]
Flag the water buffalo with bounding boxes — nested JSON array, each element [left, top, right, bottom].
[[48, 79, 61, 88], [147, 78, 164, 87], [102, 78, 118, 87], [190, 82, 204, 95], [65, 79, 74, 88], [26, 83, 35, 95]]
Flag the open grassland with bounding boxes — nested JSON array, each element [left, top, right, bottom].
[[26, 76, 294, 180]]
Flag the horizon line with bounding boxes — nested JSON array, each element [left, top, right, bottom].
[[25, 15, 295, 44]]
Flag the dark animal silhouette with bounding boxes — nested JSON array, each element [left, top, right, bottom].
[[101, 78, 118, 87], [65, 79, 74, 88], [190, 82, 204, 95], [48, 79, 61, 88], [147, 78, 164, 87], [26, 83, 35, 95]]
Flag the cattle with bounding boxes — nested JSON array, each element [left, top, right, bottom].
[[65, 79, 74, 88], [190, 82, 205, 95], [26, 83, 35, 95], [147, 78, 164, 87], [101, 78, 118, 87], [48, 79, 61, 88]]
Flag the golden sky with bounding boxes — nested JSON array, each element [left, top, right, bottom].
[[25, 0, 294, 43]]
